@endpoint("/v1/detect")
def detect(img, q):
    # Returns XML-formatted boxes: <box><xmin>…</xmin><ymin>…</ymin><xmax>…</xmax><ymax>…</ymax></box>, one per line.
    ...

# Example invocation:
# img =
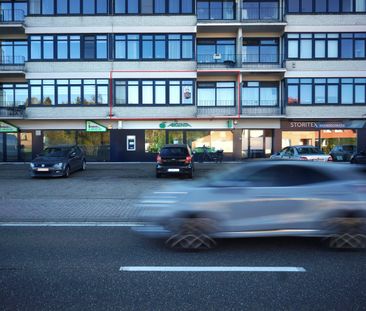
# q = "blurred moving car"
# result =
<box><xmin>30</xmin><ymin>145</ymin><xmax>86</xmax><ymax>178</ymax></box>
<box><xmin>351</xmin><ymin>150</ymin><xmax>366</xmax><ymax>164</ymax></box>
<box><xmin>136</xmin><ymin>161</ymin><xmax>366</xmax><ymax>250</ymax></box>
<box><xmin>329</xmin><ymin>144</ymin><xmax>357</xmax><ymax>162</ymax></box>
<box><xmin>156</xmin><ymin>144</ymin><xmax>194</xmax><ymax>178</ymax></box>
<box><xmin>270</xmin><ymin>145</ymin><xmax>332</xmax><ymax>162</ymax></box>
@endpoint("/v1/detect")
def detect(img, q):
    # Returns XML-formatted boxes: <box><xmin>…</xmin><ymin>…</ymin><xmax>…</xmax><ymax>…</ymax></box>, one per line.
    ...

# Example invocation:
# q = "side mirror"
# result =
<box><xmin>69</xmin><ymin>152</ymin><xmax>76</xmax><ymax>158</ymax></box>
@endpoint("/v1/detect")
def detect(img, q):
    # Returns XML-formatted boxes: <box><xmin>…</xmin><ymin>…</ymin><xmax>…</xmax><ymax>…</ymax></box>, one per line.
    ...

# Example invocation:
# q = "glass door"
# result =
<box><xmin>0</xmin><ymin>134</ymin><xmax>4</xmax><ymax>162</ymax></box>
<box><xmin>6</xmin><ymin>133</ymin><xmax>19</xmax><ymax>161</ymax></box>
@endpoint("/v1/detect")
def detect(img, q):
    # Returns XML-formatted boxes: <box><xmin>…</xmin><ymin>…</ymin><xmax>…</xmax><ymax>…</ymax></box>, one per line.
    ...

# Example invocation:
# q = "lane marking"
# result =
<box><xmin>119</xmin><ymin>266</ymin><xmax>306</xmax><ymax>272</ymax></box>
<box><xmin>0</xmin><ymin>222</ymin><xmax>144</xmax><ymax>227</ymax></box>
<box><xmin>153</xmin><ymin>192</ymin><xmax>188</xmax><ymax>194</ymax></box>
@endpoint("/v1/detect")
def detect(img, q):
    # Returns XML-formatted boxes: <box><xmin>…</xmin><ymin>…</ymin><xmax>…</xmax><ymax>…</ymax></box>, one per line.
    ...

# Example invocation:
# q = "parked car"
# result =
<box><xmin>156</xmin><ymin>144</ymin><xmax>194</xmax><ymax>178</ymax></box>
<box><xmin>136</xmin><ymin>161</ymin><xmax>366</xmax><ymax>250</ymax></box>
<box><xmin>329</xmin><ymin>144</ymin><xmax>357</xmax><ymax>162</ymax></box>
<box><xmin>350</xmin><ymin>150</ymin><xmax>366</xmax><ymax>164</ymax></box>
<box><xmin>30</xmin><ymin>145</ymin><xmax>86</xmax><ymax>178</ymax></box>
<box><xmin>270</xmin><ymin>145</ymin><xmax>332</xmax><ymax>162</ymax></box>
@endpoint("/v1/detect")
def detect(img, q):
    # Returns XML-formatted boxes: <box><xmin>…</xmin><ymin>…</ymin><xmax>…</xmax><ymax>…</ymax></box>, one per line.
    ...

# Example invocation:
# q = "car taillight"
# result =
<box><xmin>157</xmin><ymin>155</ymin><xmax>162</xmax><ymax>164</ymax></box>
<box><xmin>185</xmin><ymin>156</ymin><xmax>192</xmax><ymax>164</ymax></box>
<box><xmin>327</xmin><ymin>156</ymin><xmax>333</xmax><ymax>161</ymax></box>
<box><xmin>300</xmin><ymin>156</ymin><xmax>308</xmax><ymax>161</ymax></box>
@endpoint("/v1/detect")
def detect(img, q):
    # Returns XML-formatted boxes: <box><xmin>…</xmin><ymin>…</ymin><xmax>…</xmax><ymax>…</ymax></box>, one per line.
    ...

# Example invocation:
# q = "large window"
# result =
<box><xmin>286</xmin><ymin>78</ymin><xmax>366</xmax><ymax>105</ymax></box>
<box><xmin>286</xmin><ymin>0</ymin><xmax>366</xmax><ymax>13</ymax></box>
<box><xmin>114</xmin><ymin>79</ymin><xmax>194</xmax><ymax>105</ymax></box>
<box><xmin>0</xmin><ymin>40</ymin><xmax>28</xmax><ymax>64</ymax></box>
<box><xmin>114</xmin><ymin>34</ymin><xmax>194</xmax><ymax>60</ymax></box>
<box><xmin>287</xmin><ymin>33</ymin><xmax>366</xmax><ymax>60</ymax></box>
<box><xmin>197</xmin><ymin>39</ymin><xmax>235</xmax><ymax>63</ymax></box>
<box><xmin>242</xmin><ymin>38</ymin><xmax>279</xmax><ymax>63</ymax></box>
<box><xmin>29</xmin><ymin>0</ymin><xmax>109</xmax><ymax>15</ymax></box>
<box><xmin>0</xmin><ymin>1</ymin><xmax>27</xmax><ymax>21</ymax></box>
<box><xmin>29</xmin><ymin>79</ymin><xmax>109</xmax><ymax>106</ymax></box>
<box><xmin>114</xmin><ymin>0</ymin><xmax>194</xmax><ymax>14</ymax></box>
<box><xmin>197</xmin><ymin>0</ymin><xmax>235</xmax><ymax>20</ymax></box>
<box><xmin>242</xmin><ymin>82</ymin><xmax>278</xmax><ymax>106</ymax></box>
<box><xmin>0</xmin><ymin>84</ymin><xmax>28</xmax><ymax>107</ymax></box>
<box><xmin>197</xmin><ymin>82</ymin><xmax>235</xmax><ymax>107</ymax></box>
<box><xmin>242</xmin><ymin>0</ymin><xmax>279</xmax><ymax>20</ymax></box>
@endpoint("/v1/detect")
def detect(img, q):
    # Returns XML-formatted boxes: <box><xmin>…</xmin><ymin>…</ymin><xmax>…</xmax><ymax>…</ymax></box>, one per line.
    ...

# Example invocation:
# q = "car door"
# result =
<box><xmin>68</xmin><ymin>147</ymin><xmax>79</xmax><ymax>172</ymax></box>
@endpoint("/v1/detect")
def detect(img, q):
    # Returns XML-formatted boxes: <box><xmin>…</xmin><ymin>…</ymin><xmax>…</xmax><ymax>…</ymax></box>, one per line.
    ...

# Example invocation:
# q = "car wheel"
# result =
<box><xmin>165</xmin><ymin>217</ymin><xmax>217</xmax><ymax>250</ymax></box>
<box><xmin>324</xmin><ymin>214</ymin><xmax>366</xmax><ymax>250</ymax></box>
<box><xmin>156</xmin><ymin>172</ymin><xmax>162</xmax><ymax>178</ymax></box>
<box><xmin>81</xmin><ymin>160</ymin><xmax>86</xmax><ymax>171</ymax></box>
<box><xmin>64</xmin><ymin>166</ymin><xmax>70</xmax><ymax>178</ymax></box>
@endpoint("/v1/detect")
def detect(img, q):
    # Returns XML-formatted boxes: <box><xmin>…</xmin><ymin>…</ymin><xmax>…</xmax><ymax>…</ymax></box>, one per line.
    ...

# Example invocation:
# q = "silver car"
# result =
<box><xmin>270</xmin><ymin>145</ymin><xmax>332</xmax><ymax>162</ymax></box>
<box><xmin>135</xmin><ymin>161</ymin><xmax>366</xmax><ymax>250</ymax></box>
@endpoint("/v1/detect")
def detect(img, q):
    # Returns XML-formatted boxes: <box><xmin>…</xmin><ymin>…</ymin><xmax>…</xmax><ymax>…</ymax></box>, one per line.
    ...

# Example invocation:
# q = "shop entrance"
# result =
<box><xmin>0</xmin><ymin>132</ymin><xmax>33</xmax><ymax>162</ymax></box>
<box><xmin>242</xmin><ymin>129</ymin><xmax>273</xmax><ymax>158</ymax></box>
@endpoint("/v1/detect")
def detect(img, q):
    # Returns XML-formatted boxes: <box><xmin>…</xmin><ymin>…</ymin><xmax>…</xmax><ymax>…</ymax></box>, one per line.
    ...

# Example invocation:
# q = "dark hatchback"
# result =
<box><xmin>156</xmin><ymin>144</ymin><xmax>194</xmax><ymax>178</ymax></box>
<box><xmin>351</xmin><ymin>150</ymin><xmax>366</xmax><ymax>164</ymax></box>
<box><xmin>30</xmin><ymin>145</ymin><xmax>86</xmax><ymax>178</ymax></box>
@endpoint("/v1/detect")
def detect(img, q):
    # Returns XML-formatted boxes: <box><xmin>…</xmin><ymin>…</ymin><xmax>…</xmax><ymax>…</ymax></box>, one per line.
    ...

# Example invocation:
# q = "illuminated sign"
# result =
<box><xmin>85</xmin><ymin>121</ymin><xmax>107</xmax><ymax>132</ymax></box>
<box><xmin>159</xmin><ymin>122</ymin><xmax>192</xmax><ymax>129</ymax></box>
<box><xmin>0</xmin><ymin>121</ymin><xmax>18</xmax><ymax>133</ymax></box>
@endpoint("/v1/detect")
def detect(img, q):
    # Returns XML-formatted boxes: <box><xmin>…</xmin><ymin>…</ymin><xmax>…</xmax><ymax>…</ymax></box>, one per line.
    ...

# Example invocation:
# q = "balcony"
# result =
<box><xmin>0</xmin><ymin>56</ymin><xmax>26</xmax><ymax>76</ymax></box>
<box><xmin>241</xmin><ymin>4</ymin><xmax>282</xmax><ymax>22</ymax></box>
<box><xmin>241</xmin><ymin>100</ymin><xmax>284</xmax><ymax>116</ymax></box>
<box><xmin>0</xmin><ymin>102</ymin><xmax>26</xmax><ymax>118</ymax></box>
<box><xmin>0</xmin><ymin>9</ymin><xmax>25</xmax><ymax>34</ymax></box>
<box><xmin>196</xmin><ymin>99</ymin><xmax>237</xmax><ymax>117</ymax></box>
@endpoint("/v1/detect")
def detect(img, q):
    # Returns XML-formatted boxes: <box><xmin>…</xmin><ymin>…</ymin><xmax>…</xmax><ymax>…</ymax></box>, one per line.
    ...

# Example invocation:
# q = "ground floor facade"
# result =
<box><xmin>1</xmin><ymin>119</ymin><xmax>365</xmax><ymax>162</ymax></box>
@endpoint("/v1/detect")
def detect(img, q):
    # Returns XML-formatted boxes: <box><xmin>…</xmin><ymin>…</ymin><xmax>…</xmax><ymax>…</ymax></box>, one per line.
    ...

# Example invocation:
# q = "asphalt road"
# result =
<box><xmin>1</xmin><ymin>227</ymin><xmax>365</xmax><ymax>311</ymax></box>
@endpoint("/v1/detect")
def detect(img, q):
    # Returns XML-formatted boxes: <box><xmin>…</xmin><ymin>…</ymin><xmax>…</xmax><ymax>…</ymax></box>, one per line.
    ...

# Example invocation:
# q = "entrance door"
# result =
<box><xmin>0</xmin><ymin>134</ymin><xmax>4</xmax><ymax>161</ymax></box>
<box><xmin>6</xmin><ymin>133</ymin><xmax>18</xmax><ymax>161</ymax></box>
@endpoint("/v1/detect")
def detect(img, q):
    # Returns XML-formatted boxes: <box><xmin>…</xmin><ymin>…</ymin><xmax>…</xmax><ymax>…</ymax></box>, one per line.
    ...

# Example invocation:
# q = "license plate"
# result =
<box><xmin>37</xmin><ymin>168</ymin><xmax>49</xmax><ymax>172</ymax></box>
<box><xmin>168</xmin><ymin>168</ymin><xmax>180</xmax><ymax>172</ymax></box>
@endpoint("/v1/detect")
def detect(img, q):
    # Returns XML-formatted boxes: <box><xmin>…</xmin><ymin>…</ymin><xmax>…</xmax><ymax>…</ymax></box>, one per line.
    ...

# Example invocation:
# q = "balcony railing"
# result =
<box><xmin>197</xmin><ymin>100</ymin><xmax>236</xmax><ymax>107</ymax></box>
<box><xmin>241</xmin><ymin>5</ymin><xmax>282</xmax><ymax>21</ymax></box>
<box><xmin>0</xmin><ymin>56</ymin><xmax>26</xmax><ymax>72</ymax></box>
<box><xmin>241</xmin><ymin>106</ymin><xmax>283</xmax><ymax>116</ymax></box>
<box><xmin>0</xmin><ymin>9</ymin><xmax>25</xmax><ymax>23</ymax></box>
<box><xmin>197</xmin><ymin>7</ymin><xmax>236</xmax><ymax>21</ymax></box>
<box><xmin>0</xmin><ymin>102</ymin><xmax>26</xmax><ymax>117</ymax></box>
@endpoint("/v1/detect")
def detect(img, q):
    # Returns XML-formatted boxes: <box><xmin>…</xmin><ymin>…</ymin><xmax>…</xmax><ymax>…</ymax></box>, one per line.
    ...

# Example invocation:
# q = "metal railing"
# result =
<box><xmin>1</xmin><ymin>56</ymin><xmax>26</xmax><ymax>65</ymax></box>
<box><xmin>197</xmin><ymin>7</ymin><xmax>236</xmax><ymax>21</ymax></box>
<box><xmin>197</xmin><ymin>100</ymin><xmax>236</xmax><ymax>107</ymax></box>
<box><xmin>197</xmin><ymin>54</ymin><xmax>236</xmax><ymax>64</ymax></box>
<box><xmin>241</xmin><ymin>4</ymin><xmax>282</xmax><ymax>21</ymax></box>
<box><xmin>242</xmin><ymin>53</ymin><xmax>279</xmax><ymax>63</ymax></box>
<box><xmin>241</xmin><ymin>106</ymin><xmax>283</xmax><ymax>116</ymax></box>
<box><xmin>0</xmin><ymin>9</ymin><xmax>25</xmax><ymax>23</ymax></box>
<box><xmin>196</xmin><ymin>106</ymin><xmax>238</xmax><ymax>117</ymax></box>
<box><xmin>0</xmin><ymin>101</ymin><xmax>26</xmax><ymax>117</ymax></box>
<box><xmin>242</xmin><ymin>100</ymin><xmax>278</xmax><ymax>107</ymax></box>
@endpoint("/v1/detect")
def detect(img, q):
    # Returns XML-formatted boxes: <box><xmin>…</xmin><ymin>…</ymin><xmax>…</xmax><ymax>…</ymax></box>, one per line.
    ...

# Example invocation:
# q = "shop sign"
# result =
<box><xmin>85</xmin><ymin>120</ymin><xmax>107</xmax><ymax>132</ymax></box>
<box><xmin>0</xmin><ymin>121</ymin><xmax>18</xmax><ymax>133</ymax></box>
<box><xmin>159</xmin><ymin>122</ymin><xmax>192</xmax><ymax>129</ymax></box>
<box><xmin>289</xmin><ymin>120</ymin><xmax>366</xmax><ymax>129</ymax></box>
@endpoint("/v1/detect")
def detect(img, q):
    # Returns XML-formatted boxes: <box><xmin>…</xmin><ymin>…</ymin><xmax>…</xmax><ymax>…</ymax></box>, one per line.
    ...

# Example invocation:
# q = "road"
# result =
<box><xmin>1</xmin><ymin>227</ymin><xmax>365</xmax><ymax>311</ymax></box>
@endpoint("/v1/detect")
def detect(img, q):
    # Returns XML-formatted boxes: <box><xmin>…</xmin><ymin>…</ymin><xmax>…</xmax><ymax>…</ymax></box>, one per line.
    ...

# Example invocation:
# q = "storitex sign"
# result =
<box><xmin>0</xmin><ymin>121</ymin><xmax>18</xmax><ymax>133</ymax></box>
<box><xmin>85</xmin><ymin>120</ymin><xmax>107</xmax><ymax>132</ymax></box>
<box><xmin>285</xmin><ymin>120</ymin><xmax>366</xmax><ymax>130</ymax></box>
<box><xmin>159</xmin><ymin>122</ymin><xmax>192</xmax><ymax>129</ymax></box>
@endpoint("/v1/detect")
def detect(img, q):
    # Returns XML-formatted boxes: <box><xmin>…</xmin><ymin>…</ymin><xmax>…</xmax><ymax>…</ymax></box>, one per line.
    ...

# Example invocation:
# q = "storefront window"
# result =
<box><xmin>43</xmin><ymin>131</ymin><xmax>77</xmax><ymax>147</ymax></box>
<box><xmin>77</xmin><ymin>132</ymin><xmax>110</xmax><ymax>161</ymax></box>
<box><xmin>168</xmin><ymin>131</ymin><xmax>184</xmax><ymax>144</ymax></box>
<box><xmin>282</xmin><ymin>131</ymin><xmax>319</xmax><ymax>148</ymax></box>
<box><xmin>320</xmin><ymin>129</ymin><xmax>357</xmax><ymax>154</ymax></box>
<box><xmin>20</xmin><ymin>133</ymin><xmax>33</xmax><ymax>162</ymax></box>
<box><xmin>186</xmin><ymin>131</ymin><xmax>211</xmax><ymax>149</ymax></box>
<box><xmin>145</xmin><ymin>130</ymin><xmax>166</xmax><ymax>153</ymax></box>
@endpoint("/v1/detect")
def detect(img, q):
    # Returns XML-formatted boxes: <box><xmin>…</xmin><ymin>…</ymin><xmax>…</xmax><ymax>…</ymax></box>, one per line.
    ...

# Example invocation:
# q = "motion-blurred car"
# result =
<box><xmin>156</xmin><ymin>144</ymin><xmax>194</xmax><ymax>178</ymax></box>
<box><xmin>135</xmin><ymin>161</ymin><xmax>366</xmax><ymax>250</ymax></box>
<box><xmin>351</xmin><ymin>150</ymin><xmax>366</xmax><ymax>164</ymax></box>
<box><xmin>30</xmin><ymin>145</ymin><xmax>86</xmax><ymax>178</ymax></box>
<box><xmin>270</xmin><ymin>145</ymin><xmax>332</xmax><ymax>162</ymax></box>
<box><xmin>329</xmin><ymin>144</ymin><xmax>356</xmax><ymax>162</ymax></box>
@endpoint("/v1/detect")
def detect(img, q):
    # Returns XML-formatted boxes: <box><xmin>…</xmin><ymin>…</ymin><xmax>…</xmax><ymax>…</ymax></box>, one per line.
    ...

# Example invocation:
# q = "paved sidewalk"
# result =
<box><xmin>0</xmin><ymin>162</ymin><xmax>232</xmax><ymax>223</ymax></box>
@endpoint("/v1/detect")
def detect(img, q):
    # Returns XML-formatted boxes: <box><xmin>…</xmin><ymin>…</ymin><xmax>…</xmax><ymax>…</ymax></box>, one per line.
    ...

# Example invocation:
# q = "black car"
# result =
<box><xmin>156</xmin><ymin>144</ymin><xmax>194</xmax><ymax>178</ymax></box>
<box><xmin>329</xmin><ymin>144</ymin><xmax>357</xmax><ymax>161</ymax></box>
<box><xmin>350</xmin><ymin>150</ymin><xmax>366</xmax><ymax>164</ymax></box>
<box><xmin>30</xmin><ymin>145</ymin><xmax>86</xmax><ymax>178</ymax></box>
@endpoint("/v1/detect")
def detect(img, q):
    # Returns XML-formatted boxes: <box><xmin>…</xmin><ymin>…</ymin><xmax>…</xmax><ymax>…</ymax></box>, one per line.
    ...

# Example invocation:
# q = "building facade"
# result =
<box><xmin>0</xmin><ymin>0</ymin><xmax>365</xmax><ymax>162</ymax></box>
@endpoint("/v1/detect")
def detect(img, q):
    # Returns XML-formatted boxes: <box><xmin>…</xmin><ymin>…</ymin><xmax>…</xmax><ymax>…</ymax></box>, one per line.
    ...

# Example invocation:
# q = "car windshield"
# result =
<box><xmin>297</xmin><ymin>147</ymin><xmax>323</xmax><ymax>155</ymax></box>
<box><xmin>160</xmin><ymin>147</ymin><xmax>188</xmax><ymax>157</ymax></box>
<box><xmin>41</xmin><ymin>147</ymin><xmax>69</xmax><ymax>157</ymax></box>
<box><xmin>343</xmin><ymin>145</ymin><xmax>355</xmax><ymax>152</ymax></box>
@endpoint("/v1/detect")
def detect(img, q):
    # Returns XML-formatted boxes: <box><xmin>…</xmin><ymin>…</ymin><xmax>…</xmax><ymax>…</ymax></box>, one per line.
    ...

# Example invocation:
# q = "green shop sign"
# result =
<box><xmin>159</xmin><ymin>122</ymin><xmax>192</xmax><ymax>129</ymax></box>
<box><xmin>0</xmin><ymin>121</ymin><xmax>18</xmax><ymax>133</ymax></box>
<box><xmin>85</xmin><ymin>120</ymin><xmax>107</xmax><ymax>132</ymax></box>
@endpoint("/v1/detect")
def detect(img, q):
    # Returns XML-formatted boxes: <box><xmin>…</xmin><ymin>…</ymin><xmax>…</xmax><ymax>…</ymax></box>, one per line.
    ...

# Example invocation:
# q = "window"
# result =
<box><xmin>197</xmin><ymin>0</ymin><xmax>235</xmax><ymax>20</ymax></box>
<box><xmin>0</xmin><ymin>84</ymin><xmax>28</xmax><ymax>107</ymax></box>
<box><xmin>113</xmin><ymin>0</ymin><xmax>193</xmax><ymax>14</ymax></box>
<box><xmin>114</xmin><ymin>79</ymin><xmax>194</xmax><ymax>105</ymax></box>
<box><xmin>57</xmin><ymin>0</ymin><xmax>68</xmax><ymax>14</ymax></box>
<box><xmin>287</xmin><ymin>33</ymin><xmax>366</xmax><ymax>60</ymax></box>
<box><xmin>0</xmin><ymin>41</ymin><xmax>28</xmax><ymax>64</ymax></box>
<box><xmin>145</xmin><ymin>130</ymin><xmax>166</xmax><ymax>153</ymax></box>
<box><xmin>242</xmin><ymin>0</ymin><xmax>279</xmax><ymax>20</ymax></box>
<box><xmin>242</xmin><ymin>82</ymin><xmax>278</xmax><ymax>106</ymax></box>
<box><xmin>242</xmin><ymin>38</ymin><xmax>279</xmax><ymax>63</ymax></box>
<box><xmin>197</xmin><ymin>39</ymin><xmax>235</xmax><ymax>63</ymax></box>
<box><xmin>197</xmin><ymin>82</ymin><xmax>235</xmax><ymax>107</ymax></box>
<box><xmin>286</xmin><ymin>0</ymin><xmax>366</xmax><ymax>13</ymax></box>
<box><xmin>287</xmin><ymin>78</ymin><xmax>366</xmax><ymax>105</ymax></box>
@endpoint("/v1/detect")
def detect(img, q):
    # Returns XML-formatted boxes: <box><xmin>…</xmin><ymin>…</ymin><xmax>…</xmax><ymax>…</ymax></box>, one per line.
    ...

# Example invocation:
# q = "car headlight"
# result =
<box><xmin>53</xmin><ymin>162</ymin><xmax>64</xmax><ymax>169</ymax></box>
<box><xmin>30</xmin><ymin>163</ymin><xmax>35</xmax><ymax>169</ymax></box>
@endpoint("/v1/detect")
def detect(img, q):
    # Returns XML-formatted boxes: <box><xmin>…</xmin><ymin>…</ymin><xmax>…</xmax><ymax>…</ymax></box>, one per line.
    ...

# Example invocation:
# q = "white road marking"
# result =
<box><xmin>119</xmin><ymin>266</ymin><xmax>306</xmax><ymax>272</ymax></box>
<box><xmin>140</xmin><ymin>200</ymin><xmax>176</xmax><ymax>204</ymax></box>
<box><xmin>153</xmin><ymin>192</ymin><xmax>187</xmax><ymax>194</ymax></box>
<box><xmin>0</xmin><ymin>222</ymin><xmax>144</xmax><ymax>227</ymax></box>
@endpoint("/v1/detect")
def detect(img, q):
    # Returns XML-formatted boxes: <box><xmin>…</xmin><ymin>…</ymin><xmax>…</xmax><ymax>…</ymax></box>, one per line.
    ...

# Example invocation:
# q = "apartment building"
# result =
<box><xmin>0</xmin><ymin>0</ymin><xmax>365</xmax><ymax>162</ymax></box>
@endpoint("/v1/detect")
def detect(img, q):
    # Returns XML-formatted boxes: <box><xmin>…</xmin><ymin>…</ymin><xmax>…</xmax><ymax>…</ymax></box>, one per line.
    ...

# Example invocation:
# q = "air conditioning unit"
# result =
<box><xmin>213</xmin><ymin>53</ymin><xmax>222</xmax><ymax>60</ymax></box>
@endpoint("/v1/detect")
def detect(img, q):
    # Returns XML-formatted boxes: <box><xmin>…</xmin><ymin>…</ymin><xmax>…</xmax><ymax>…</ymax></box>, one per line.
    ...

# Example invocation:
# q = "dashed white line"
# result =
<box><xmin>0</xmin><ymin>222</ymin><xmax>144</xmax><ymax>227</ymax></box>
<box><xmin>119</xmin><ymin>266</ymin><xmax>306</xmax><ymax>272</ymax></box>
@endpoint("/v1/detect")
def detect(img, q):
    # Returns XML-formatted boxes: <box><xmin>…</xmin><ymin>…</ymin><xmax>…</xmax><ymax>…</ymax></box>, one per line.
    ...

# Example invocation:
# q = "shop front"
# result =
<box><xmin>279</xmin><ymin>120</ymin><xmax>366</xmax><ymax>154</ymax></box>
